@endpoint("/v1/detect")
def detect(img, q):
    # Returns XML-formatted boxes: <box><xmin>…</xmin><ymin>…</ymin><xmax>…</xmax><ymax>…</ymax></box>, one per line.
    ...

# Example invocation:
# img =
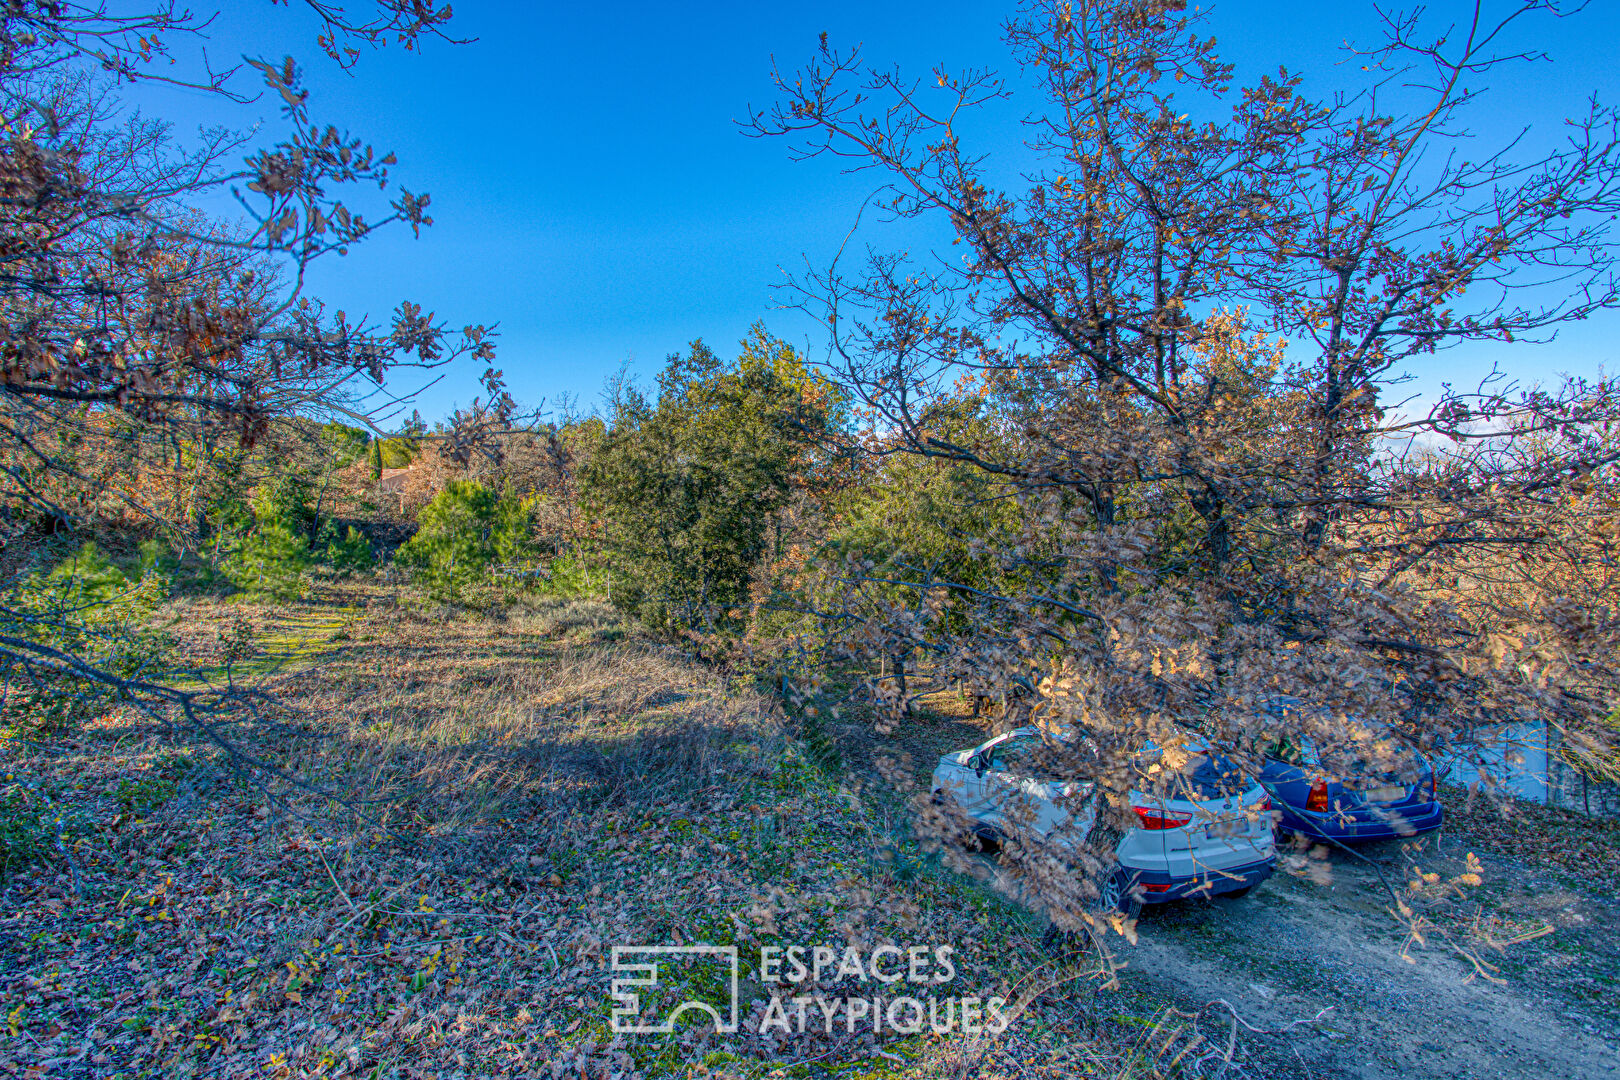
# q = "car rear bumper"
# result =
<box><xmin>1120</xmin><ymin>855</ymin><xmax>1276</xmax><ymax>904</ymax></box>
<box><xmin>1277</xmin><ymin>799</ymin><xmax>1443</xmax><ymax>842</ymax></box>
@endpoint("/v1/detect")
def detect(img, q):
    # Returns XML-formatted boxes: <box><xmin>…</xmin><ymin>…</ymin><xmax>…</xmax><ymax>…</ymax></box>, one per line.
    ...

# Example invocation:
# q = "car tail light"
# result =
<box><xmin>1133</xmin><ymin>806</ymin><xmax>1194</xmax><ymax>830</ymax></box>
<box><xmin>1306</xmin><ymin>779</ymin><xmax>1331</xmax><ymax>813</ymax></box>
<box><xmin>1142</xmin><ymin>882</ymin><xmax>1172</xmax><ymax>893</ymax></box>
<box><xmin>1254</xmin><ymin>795</ymin><xmax>1272</xmax><ymax>813</ymax></box>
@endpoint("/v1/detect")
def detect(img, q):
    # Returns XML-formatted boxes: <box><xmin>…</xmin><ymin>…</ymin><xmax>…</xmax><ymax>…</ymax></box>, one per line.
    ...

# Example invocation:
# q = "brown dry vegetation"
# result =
<box><xmin>2</xmin><ymin>588</ymin><xmax>1248</xmax><ymax>1079</ymax></box>
<box><xmin>3</xmin><ymin>586</ymin><xmax>1616</xmax><ymax>1079</ymax></box>
<box><xmin>6</xmin><ymin>3</ymin><xmax>1620</xmax><ymax>1076</ymax></box>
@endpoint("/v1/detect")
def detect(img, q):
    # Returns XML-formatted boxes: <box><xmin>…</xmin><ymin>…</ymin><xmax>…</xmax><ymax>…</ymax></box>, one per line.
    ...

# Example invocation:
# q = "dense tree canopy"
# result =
<box><xmin>751</xmin><ymin>0</ymin><xmax>1620</xmax><ymax>933</ymax></box>
<box><xmin>581</xmin><ymin>327</ymin><xmax>841</xmax><ymax>631</ymax></box>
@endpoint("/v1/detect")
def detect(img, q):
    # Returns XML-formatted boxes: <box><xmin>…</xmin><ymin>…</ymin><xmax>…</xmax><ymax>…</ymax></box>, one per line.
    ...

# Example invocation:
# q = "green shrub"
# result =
<box><xmin>256</xmin><ymin>475</ymin><xmax>316</xmax><ymax>539</ymax></box>
<box><xmin>114</xmin><ymin>774</ymin><xmax>178</xmax><ymax>817</ymax></box>
<box><xmin>0</xmin><ymin>787</ymin><xmax>43</xmax><ymax>875</ymax></box>
<box><xmin>221</xmin><ymin>520</ymin><xmax>309</xmax><ymax>600</ymax></box>
<box><xmin>375</xmin><ymin>436</ymin><xmax>417</xmax><ymax>470</ymax></box>
<box><xmin>212</xmin><ymin>479</ymin><xmax>318</xmax><ymax>599</ymax></box>
<box><xmin>578</xmin><ymin>330</ymin><xmax>838</xmax><ymax>631</ymax></box>
<box><xmin>137</xmin><ymin>538</ymin><xmax>180</xmax><ymax>577</ymax></box>
<box><xmin>396</xmin><ymin>481</ymin><xmax>534</xmax><ymax>600</ymax></box>
<box><xmin>536</xmin><ymin>551</ymin><xmax>601</xmax><ymax>598</ymax></box>
<box><xmin>23</xmin><ymin>542</ymin><xmax>170</xmax><ymax>628</ymax></box>
<box><xmin>38</xmin><ymin>542</ymin><xmax>131</xmax><ymax>606</ymax></box>
<box><xmin>324</xmin><ymin>524</ymin><xmax>376</xmax><ymax>574</ymax></box>
<box><xmin>208</xmin><ymin>493</ymin><xmax>255</xmax><ymax>536</ymax></box>
<box><xmin>5</xmin><ymin>544</ymin><xmax>175</xmax><ymax>730</ymax></box>
<box><xmin>320</xmin><ymin>422</ymin><xmax>371</xmax><ymax>466</ymax></box>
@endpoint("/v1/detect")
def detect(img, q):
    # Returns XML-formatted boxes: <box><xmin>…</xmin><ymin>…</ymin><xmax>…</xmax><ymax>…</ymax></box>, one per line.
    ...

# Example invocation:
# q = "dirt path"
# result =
<box><xmin>850</xmin><ymin>698</ymin><xmax>1620</xmax><ymax>1079</ymax></box>
<box><xmin>1118</xmin><ymin>848</ymin><xmax>1620</xmax><ymax>1079</ymax></box>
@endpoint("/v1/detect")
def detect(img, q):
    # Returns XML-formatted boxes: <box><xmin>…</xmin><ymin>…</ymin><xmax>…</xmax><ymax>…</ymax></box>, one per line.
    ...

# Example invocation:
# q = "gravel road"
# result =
<box><xmin>874</xmin><ymin>702</ymin><xmax>1620</xmax><ymax>1079</ymax></box>
<box><xmin>1115</xmin><ymin>835</ymin><xmax>1620</xmax><ymax>1079</ymax></box>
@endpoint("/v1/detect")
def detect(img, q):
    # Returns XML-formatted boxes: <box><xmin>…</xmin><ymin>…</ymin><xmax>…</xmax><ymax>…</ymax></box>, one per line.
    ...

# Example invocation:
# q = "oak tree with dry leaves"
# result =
<box><xmin>751</xmin><ymin>0</ymin><xmax>1620</xmax><ymax>941</ymax></box>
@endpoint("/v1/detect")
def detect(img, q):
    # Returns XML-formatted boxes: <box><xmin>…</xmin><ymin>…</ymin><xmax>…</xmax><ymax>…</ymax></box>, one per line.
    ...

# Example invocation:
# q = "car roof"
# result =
<box><xmin>977</xmin><ymin>726</ymin><xmax>1209</xmax><ymax>754</ymax></box>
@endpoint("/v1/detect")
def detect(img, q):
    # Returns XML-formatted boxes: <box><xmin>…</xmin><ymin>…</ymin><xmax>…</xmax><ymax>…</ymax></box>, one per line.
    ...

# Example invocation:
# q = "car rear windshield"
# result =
<box><xmin>1137</xmin><ymin>746</ymin><xmax>1250</xmax><ymax>801</ymax></box>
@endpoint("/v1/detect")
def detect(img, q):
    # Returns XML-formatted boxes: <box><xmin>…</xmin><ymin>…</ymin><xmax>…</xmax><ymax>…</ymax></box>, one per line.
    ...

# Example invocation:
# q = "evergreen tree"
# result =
<box><xmin>396</xmin><ymin>481</ymin><xmax>533</xmax><ymax>600</ymax></box>
<box><xmin>579</xmin><ymin>326</ymin><xmax>839</xmax><ymax>631</ymax></box>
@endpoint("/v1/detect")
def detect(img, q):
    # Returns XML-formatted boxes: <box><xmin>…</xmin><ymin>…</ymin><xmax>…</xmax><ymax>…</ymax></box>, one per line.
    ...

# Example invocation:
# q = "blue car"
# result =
<box><xmin>1258</xmin><ymin>733</ymin><xmax>1443</xmax><ymax>844</ymax></box>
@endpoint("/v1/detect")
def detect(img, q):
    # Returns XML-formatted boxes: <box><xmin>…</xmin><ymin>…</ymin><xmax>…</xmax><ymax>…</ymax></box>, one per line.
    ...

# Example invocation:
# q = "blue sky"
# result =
<box><xmin>140</xmin><ymin>1</ymin><xmax>1620</xmax><ymax>424</ymax></box>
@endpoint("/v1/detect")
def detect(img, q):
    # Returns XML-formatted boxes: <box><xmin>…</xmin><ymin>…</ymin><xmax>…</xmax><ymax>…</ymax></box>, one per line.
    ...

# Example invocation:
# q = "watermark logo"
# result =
<box><xmin>609</xmin><ymin>945</ymin><xmax>740</xmax><ymax>1034</ymax></box>
<box><xmin>608</xmin><ymin>943</ymin><xmax>1008</xmax><ymax>1037</ymax></box>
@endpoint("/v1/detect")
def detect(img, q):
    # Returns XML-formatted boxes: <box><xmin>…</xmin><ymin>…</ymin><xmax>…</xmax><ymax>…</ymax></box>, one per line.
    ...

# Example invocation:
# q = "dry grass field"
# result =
<box><xmin>0</xmin><ymin>588</ymin><xmax>1172</xmax><ymax>1079</ymax></box>
<box><xmin>2</xmin><ymin>584</ymin><xmax>1616</xmax><ymax>1079</ymax></box>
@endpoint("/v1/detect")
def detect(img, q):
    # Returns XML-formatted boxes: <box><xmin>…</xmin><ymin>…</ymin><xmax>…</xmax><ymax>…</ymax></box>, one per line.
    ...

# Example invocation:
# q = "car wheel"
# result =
<box><xmin>1099</xmin><ymin>870</ymin><xmax>1144</xmax><ymax>917</ymax></box>
<box><xmin>970</xmin><ymin>825</ymin><xmax>1002</xmax><ymax>853</ymax></box>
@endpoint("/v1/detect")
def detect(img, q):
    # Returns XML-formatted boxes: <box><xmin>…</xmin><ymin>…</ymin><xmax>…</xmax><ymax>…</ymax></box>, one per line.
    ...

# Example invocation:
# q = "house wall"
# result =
<box><xmin>1547</xmin><ymin>744</ymin><xmax>1620</xmax><ymax>817</ymax></box>
<box><xmin>1439</xmin><ymin>718</ymin><xmax>1620</xmax><ymax>816</ymax></box>
<box><xmin>1438</xmin><ymin>720</ymin><xmax>1552</xmax><ymax>803</ymax></box>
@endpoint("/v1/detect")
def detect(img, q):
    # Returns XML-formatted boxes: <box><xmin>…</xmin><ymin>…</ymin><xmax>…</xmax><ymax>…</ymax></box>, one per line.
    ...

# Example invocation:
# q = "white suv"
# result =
<box><xmin>930</xmin><ymin>727</ymin><xmax>1276</xmax><ymax>912</ymax></box>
